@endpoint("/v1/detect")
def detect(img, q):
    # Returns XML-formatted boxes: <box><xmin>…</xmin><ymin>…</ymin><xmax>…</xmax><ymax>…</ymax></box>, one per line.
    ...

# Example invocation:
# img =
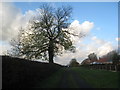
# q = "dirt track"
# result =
<box><xmin>35</xmin><ymin>67</ymin><xmax>92</xmax><ymax>88</ymax></box>
<box><xmin>57</xmin><ymin>68</ymin><xmax>92</xmax><ymax>88</ymax></box>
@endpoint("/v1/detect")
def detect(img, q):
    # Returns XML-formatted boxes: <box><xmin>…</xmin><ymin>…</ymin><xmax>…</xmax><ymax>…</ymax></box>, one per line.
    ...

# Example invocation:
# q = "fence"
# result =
<box><xmin>81</xmin><ymin>64</ymin><xmax>120</xmax><ymax>72</ymax></box>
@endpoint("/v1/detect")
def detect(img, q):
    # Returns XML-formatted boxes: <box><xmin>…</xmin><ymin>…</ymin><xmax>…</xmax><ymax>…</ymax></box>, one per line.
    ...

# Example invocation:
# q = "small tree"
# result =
<box><xmin>9</xmin><ymin>4</ymin><xmax>85</xmax><ymax>63</ymax></box>
<box><xmin>69</xmin><ymin>58</ymin><xmax>79</xmax><ymax>67</ymax></box>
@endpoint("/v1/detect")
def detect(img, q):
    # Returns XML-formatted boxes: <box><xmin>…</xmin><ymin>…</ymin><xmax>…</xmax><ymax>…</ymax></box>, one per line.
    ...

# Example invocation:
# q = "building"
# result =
<box><xmin>81</xmin><ymin>57</ymin><xmax>112</xmax><ymax>65</ymax></box>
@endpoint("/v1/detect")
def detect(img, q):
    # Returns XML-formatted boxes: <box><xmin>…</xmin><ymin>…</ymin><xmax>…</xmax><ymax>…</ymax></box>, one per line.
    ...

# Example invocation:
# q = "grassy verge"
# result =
<box><xmin>35</xmin><ymin>68</ymin><xmax>64</xmax><ymax>88</ymax></box>
<box><xmin>2</xmin><ymin>56</ymin><xmax>62</xmax><ymax>88</ymax></box>
<box><xmin>71</xmin><ymin>67</ymin><xmax>120</xmax><ymax>88</ymax></box>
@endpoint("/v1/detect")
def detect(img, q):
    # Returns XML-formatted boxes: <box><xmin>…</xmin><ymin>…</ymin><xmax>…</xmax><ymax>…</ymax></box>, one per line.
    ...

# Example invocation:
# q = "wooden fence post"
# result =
<box><xmin>110</xmin><ymin>65</ymin><xmax>111</xmax><ymax>71</ymax></box>
<box><xmin>115</xmin><ymin>65</ymin><xmax>117</xmax><ymax>71</ymax></box>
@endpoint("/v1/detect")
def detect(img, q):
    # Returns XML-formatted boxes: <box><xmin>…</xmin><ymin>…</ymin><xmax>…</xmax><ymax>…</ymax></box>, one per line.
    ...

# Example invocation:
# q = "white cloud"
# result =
<box><xmin>81</xmin><ymin>21</ymin><xmax>94</xmax><ymax>33</ymax></box>
<box><xmin>57</xmin><ymin>21</ymin><xmax>115</xmax><ymax>65</ymax></box>
<box><xmin>91</xmin><ymin>36</ymin><xmax>105</xmax><ymax>45</ymax></box>
<box><xmin>60</xmin><ymin>38</ymin><xmax>114</xmax><ymax>65</ymax></box>
<box><xmin>58</xmin><ymin>36</ymin><xmax>115</xmax><ymax>65</ymax></box>
<box><xmin>97</xmin><ymin>42</ymin><xmax>113</xmax><ymax>56</ymax></box>
<box><xmin>55</xmin><ymin>49</ymin><xmax>88</xmax><ymax>65</ymax></box>
<box><xmin>0</xmin><ymin>42</ymin><xmax>11</xmax><ymax>55</ymax></box>
<box><xmin>0</xmin><ymin>2</ymin><xmax>42</xmax><ymax>55</ymax></box>
<box><xmin>0</xmin><ymin>3</ymin><xmax>23</xmax><ymax>55</ymax></box>
<box><xmin>115</xmin><ymin>37</ymin><xmax>120</xmax><ymax>41</ymax></box>
<box><xmin>0</xmin><ymin>2</ymin><xmax>41</xmax><ymax>42</ymax></box>
<box><xmin>88</xmin><ymin>36</ymin><xmax>114</xmax><ymax>57</ymax></box>
<box><xmin>68</xmin><ymin>21</ymin><xmax>115</xmax><ymax>61</ymax></box>
<box><xmin>68</xmin><ymin>20</ymin><xmax>94</xmax><ymax>35</ymax></box>
<box><xmin>64</xmin><ymin>20</ymin><xmax>94</xmax><ymax>45</ymax></box>
<box><xmin>0</xmin><ymin>3</ymin><xmax>22</xmax><ymax>41</ymax></box>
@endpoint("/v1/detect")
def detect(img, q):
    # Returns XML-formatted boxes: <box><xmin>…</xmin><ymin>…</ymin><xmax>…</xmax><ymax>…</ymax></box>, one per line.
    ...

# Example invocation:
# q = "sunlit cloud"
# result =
<box><xmin>91</xmin><ymin>36</ymin><xmax>105</xmax><ymax>45</ymax></box>
<box><xmin>0</xmin><ymin>42</ymin><xmax>11</xmax><ymax>55</ymax></box>
<box><xmin>64</xmin><ymin>20</ymin><xmax>94</xmax><ymax>45</ymax></box>
<box><xmin>90</xmin><ymin>36</ymin><xmax>114</xmax><ymax>56</ymax></box>
<box><xmin>115</xmin><ymin>37</ymin><xmax>120</xmax><ymax>41</ymax></box>
<box><xmin>56</xmin><ymin>36</ymin><xmax>115</xmax><ymax>65</ymax></box>
<box><xmin>0</xmin><ymin>3</ymin><xmax>21</xmax><ymax>41</ymax></box>
<box><xmin>68</xmin><ymin>20</ymin><xmax>94</xmax><ymax>35</ymax></box>
<box><xmin>0</xmin><ymin>2</ymin><xmax>41</xmax><ymax>42</ymax></box>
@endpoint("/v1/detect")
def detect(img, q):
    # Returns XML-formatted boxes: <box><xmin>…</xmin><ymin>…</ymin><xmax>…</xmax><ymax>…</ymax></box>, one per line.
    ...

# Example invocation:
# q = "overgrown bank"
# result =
<box><xmin>2</xmin><ymin>56</ymin><xmax>62</xmax><ymax>88</ymax></box>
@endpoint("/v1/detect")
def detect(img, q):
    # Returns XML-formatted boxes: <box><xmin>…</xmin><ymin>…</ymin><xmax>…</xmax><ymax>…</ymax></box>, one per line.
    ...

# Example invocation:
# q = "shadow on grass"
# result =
<box><xmin>2</xmin><ymin>55</ymin><xmax>63</xmax><ymax>88</ymax></box>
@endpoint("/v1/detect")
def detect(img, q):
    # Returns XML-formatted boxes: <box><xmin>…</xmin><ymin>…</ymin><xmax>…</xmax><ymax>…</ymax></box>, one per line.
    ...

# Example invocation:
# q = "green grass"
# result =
<box><xmin>67</xmin><ymin>72</ymin><xmax>79</xmax><ymax>88</ymax></box>
<box><xmin>34</xmin><ymin>67</ymin><xmax>120</xmax><ymax>88</ymax></box>
<box><xmin>36</xmin><ymin>68</ymin><xmax>80</xmax><ymax>88</ymax></box>
<box><xmin>71</xmin><ymin>67</ymin><xmax>120</xmax><ymax>88</ymax></box>
<box><xmin>36</xmin><ymin>68</ymin><xmax>64</xmax><ymax>88</ymax></box>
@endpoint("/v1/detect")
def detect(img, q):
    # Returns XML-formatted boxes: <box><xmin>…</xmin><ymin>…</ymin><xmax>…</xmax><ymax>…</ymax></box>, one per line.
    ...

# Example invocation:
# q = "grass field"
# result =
<box><xmin>72</xmin><ymin>67</ymin><xmax>120</xmax><ymax>88</ymax></box>
<box><xmin>2</xmin><ymin>55</ymin><xmax>120</xmax><ymax>88</ymax></box>
<box><xmin>36</xmin><ymin>67</ymin><xmax>120</xmax><ymax>88</ymax></box>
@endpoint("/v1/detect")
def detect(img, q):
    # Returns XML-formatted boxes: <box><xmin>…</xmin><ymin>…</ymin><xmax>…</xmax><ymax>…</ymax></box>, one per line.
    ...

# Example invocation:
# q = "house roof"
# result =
<box><xmin>81</xmin><ymin>57</ymin><xmax>113</xmax><ymax>65</ymax></box>
<box><xmin>97</xmin><ymin>58</ymin><xmax>108</xmax><ymax>63</ymax></box>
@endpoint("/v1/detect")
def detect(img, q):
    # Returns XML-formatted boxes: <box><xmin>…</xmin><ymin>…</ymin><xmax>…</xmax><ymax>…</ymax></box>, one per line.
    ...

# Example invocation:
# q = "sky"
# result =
<box><xmin>0</xmin><ymin>2</ymin><xmax>119</xmax><ymax>65</ymax></box>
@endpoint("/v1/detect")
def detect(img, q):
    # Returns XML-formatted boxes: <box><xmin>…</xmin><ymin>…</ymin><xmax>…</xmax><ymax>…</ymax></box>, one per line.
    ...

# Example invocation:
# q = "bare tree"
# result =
<box><xmin>10</xmin><ymin>4</ymin><xmax>84</xmax><ymax>63</ymax></box>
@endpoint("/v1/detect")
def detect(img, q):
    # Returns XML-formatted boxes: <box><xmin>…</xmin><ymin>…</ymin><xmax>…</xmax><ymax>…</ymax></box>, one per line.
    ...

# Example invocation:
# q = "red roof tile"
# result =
<box><xmin>97</xmin><ymin>58</ymin><xmax>108</xmax><ymax>63</ymax></box>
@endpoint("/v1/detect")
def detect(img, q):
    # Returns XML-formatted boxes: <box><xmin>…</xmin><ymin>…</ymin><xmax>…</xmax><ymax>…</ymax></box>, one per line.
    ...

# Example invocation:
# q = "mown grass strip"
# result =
<box><xmin>71</xmin><ymin>67</ymin><xmax>120</xmax><ymax>88</ymax></box>
<box><xmin>67</xmin><ymin>73</ymin><xmax>79</xmax><ymax>88</ymax></box>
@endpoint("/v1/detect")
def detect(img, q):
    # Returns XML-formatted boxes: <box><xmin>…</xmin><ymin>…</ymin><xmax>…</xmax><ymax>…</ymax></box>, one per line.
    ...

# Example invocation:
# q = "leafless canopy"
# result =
<box><xmin>10</xmin><ymin>4</ymin><xmax>83</xmax><ymax>63</ymax></box>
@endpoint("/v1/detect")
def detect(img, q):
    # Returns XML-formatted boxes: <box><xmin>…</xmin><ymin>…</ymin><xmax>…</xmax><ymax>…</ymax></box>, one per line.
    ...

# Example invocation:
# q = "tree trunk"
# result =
<box><xmin>48</xmin><ymin>39</ymin><xmax>54</xmax><ymax>63</ymax></box>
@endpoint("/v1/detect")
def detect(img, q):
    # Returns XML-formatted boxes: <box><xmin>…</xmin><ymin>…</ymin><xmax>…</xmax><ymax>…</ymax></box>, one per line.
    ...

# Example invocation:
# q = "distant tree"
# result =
<box><xmin>112</xmin><ymin>51</ymin><xmax>119</xmax><ymax>65</ymax></box>
<box><xmin>101</xmin><ymin>50</ymin><xmax>120</xmax><ymax>64</ymax></box>
<box><xmin>69</xmin><ymin>58</ymin><xmax>79</xmax><ymax>67</ymax></box>
<box><xmin>9</xmin><ymin>4</ymin><xmax>85</xmax><ymax>63</ymax></box>
<box><xmin>102</xmin><ymin>50</ymin><xmax>116</xmax><ymax>60</ymax></box>
<box><xmin>81</xmin><ymin>58</ymin><xmax>91</xmax><ymax>65</ymax></box>
<box><xmin>88</xmin><ymin>53</ymin><xmax>98</xmax><ymax>62</ymax></box>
